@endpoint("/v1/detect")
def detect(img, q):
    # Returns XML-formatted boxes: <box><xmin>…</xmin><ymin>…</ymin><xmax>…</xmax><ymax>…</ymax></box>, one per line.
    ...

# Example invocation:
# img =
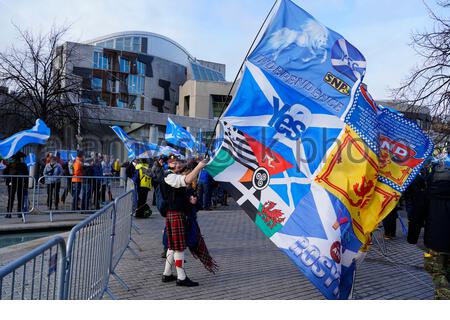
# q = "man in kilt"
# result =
<box><xmin>162</xmin><ymin>156</ymin><xmax>208</xmax><ymax>287</ymax></box>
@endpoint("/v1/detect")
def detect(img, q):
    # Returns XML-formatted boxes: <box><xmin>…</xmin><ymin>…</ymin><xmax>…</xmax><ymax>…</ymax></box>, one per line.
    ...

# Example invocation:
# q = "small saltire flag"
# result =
<box><xmin>25</xmin><ymin>153</ymin><xmax>36</xmax><ymax>167</ymax></box>
<box><xmin>0</xmin><ymin>119</ymin><xmax>50</xmax><ymax>159</ymax></box>
<box><xmin>58</xmin><ymin>150</ymin><xmax>77</xmax><ymax>162</ymax></box>
<box><xmin>165</xmin><ymin>117</ymin><xmax>197</xmax><ymax>152</ymax></box>
<box><xmin>111</xmin><ymin>126</ymin><xmax>158</xmax><ymax>159</ymax></box>
<box><xmin>206</xmin><ymin>0</ymin><xmax>433</xmax><ymax>300</ymax></box>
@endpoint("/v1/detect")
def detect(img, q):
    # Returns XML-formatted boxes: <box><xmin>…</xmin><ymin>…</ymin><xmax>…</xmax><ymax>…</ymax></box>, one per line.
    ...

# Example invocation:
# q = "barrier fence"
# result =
<box><xmin>0</xmin><ymin>236</ymin><xmax>66</xmax><ymax>300</ymax></box>
<box><xmin>0</xmin><ymin>174</ymin><xmax>128</xmax><ymax>222</ymax></box>
<box><xmin>0</xmin><ymin>189</ymin><xmax>135</xmax><ymax>300</ymax></box>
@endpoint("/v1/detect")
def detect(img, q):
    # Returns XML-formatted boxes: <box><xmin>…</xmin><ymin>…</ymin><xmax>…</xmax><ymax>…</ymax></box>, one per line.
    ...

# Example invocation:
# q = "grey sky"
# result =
<box><xmin>0</xmin><ymin>0</ymin><xmax>443</xmax><ymax>99</ymax></box>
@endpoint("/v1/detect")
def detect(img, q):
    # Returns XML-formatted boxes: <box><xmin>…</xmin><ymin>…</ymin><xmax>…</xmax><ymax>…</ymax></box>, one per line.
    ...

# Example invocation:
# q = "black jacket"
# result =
<box><xmin>405</xmin><ymin>172</ymin><xmax>429</xmax><ymax>244</ymax></box>
<box><xmin>424</xmin><ymin>166</ymin><xmax>450</xmax><ymax>252</ymax></box>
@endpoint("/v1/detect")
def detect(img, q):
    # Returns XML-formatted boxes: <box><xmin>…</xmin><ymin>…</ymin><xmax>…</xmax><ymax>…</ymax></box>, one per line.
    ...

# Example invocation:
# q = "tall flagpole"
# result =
<box><xmin>205</xmin><ymin>0</ymin><xmax>280</xmax><ymax>155</ymax></box>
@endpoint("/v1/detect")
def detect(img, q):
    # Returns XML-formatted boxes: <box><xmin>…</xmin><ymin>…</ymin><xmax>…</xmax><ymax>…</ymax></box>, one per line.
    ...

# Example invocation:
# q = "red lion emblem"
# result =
<box><xmin>259</xmin><ymin>201</ymin><xmax>285</xmax><ymax>229</ymax></box>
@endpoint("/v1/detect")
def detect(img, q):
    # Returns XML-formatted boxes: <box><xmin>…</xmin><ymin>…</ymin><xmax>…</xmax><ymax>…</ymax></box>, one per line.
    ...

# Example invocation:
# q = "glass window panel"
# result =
<box><xmin>136</xmin><ymin>61</ymin><xmax>145</xmax><ymax>75</ymax></box>
<box><xmin>198</xmin><ymin>65</ymin><xmax>207</xmax><ymax>80</ymax></box>
<box><xmin>205</xmin><ymin>69</ymin><xmax>213</xmax><ymax>81</ymax></box>
<box><xmin>116</xmin><ymin>37</ymin><xmax>124</xmax><ymax>50</ymax></box>
<box><xmin>191</xmin><ymin>64</ymin><xmax>199</xmax><ymax>79</ymax></box>
<box><xmin>132</xmin><ymin>37</ymin><xmax>140</xmax><ymax>52</ymax></box>
<box><xmin>119</xmin><ymin>57</ymin><xmax>130</xmax><ymax>73</ymax></box>
<box><xmin>124</xmin><ymin>37</ymin><xmax>132</xmax><ymax>51</ymax></box>
<box><xmin>93</xmin><ymin>52</ymin><xmax>100</xmax><ymax>68</ymax></box>
<box><xmin>105</xmin><ymin>40</ymin><xmax>114</xmax><ymax>48</ymax></box>
<box><xmin>92</xmin><ymin>77</ymin><xmax>102</xmax><ymax>90</ymax></box>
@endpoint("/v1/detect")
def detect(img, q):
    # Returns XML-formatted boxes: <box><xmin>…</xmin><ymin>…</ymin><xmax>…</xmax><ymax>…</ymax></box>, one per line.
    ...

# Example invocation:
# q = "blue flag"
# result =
<box><xmin>206</xmin><ymin>0</ymin><xmax>433</xmax><ymax>300</ymax></box>
<box><xmin>25</xmin><ymin>153</ymin><xmax>36</xmax><ymax>167</ymax></box>
<box><xmin>111</xmin><ymin>126</ymin><xmax>158</xmax><ymax>159</ymax></box>
<box><xmin>58</xmin><ymin>150</ymin><xmax>77</xmax><ymax>162</ymax></box>
<box><xmin>0</xmin><ymin>119</ymin><xmax>50</xmax><ymax>159</ymax></box>
<box><xmin>165</xmin><ymin>117</ymin><xmax>197</xmax><ymax>152</ymax></box>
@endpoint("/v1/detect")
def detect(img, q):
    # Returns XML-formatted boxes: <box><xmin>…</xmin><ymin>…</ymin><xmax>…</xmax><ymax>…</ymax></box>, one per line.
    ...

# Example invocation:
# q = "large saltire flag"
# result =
<box><xmin>111</xmin><ymin>126</ymin><xmax>158</xmax><ymax>159</ymax></box>
<box><xmin>0</xmin><ymin>119</ymin><xmax>51</xmax><ymax>159</ymax></box>
<box><xmin>165</xmin><ymin>117</ymin><xmax>197</xmax><ymax>152</ymax></box>
<box><xmin>206</xmin><ymin>0</ymin><xmax>433</xmax><ymax>300</ymax></box>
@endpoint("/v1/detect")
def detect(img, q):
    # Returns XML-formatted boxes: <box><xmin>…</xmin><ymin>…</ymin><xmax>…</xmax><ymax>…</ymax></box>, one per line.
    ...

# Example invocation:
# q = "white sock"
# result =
<box><xmin>163</xmin><ymin>249</ymin><xmax>174</xmax><ymax>276</ymax></box>
<box><xmin>174</xmin><ymin>251</ymin><xmax>186</xmax><ymax>280</ymax></box>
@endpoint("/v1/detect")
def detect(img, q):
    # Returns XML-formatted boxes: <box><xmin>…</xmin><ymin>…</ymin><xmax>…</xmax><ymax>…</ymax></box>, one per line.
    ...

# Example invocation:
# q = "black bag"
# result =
<box><xmin>155</xmin><ymin>184</ymin><xmax>169</xmax><ymax>217</ymax></box>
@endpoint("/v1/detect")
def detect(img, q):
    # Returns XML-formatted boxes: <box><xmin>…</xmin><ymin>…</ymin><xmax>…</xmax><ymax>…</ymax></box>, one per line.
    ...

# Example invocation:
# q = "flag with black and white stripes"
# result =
<box><xmin>221</xmin><ymin>121</ymin><xmax>259</xmax><ymax>170</ymax></box>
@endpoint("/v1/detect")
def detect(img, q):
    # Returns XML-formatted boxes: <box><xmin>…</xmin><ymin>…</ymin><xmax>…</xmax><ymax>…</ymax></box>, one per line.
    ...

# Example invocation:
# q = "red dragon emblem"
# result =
<box><xmin>259</xmin><ymin>201</ymin><xmax>285</xmax><ymax>229</ymax></box>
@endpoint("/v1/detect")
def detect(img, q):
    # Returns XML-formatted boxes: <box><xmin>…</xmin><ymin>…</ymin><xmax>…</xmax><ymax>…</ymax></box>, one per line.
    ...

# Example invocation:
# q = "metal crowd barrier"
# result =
<box><xmin>0</xmin><ymin>175</ymin><xmax>35</xmax><ymax>221</ymax></box>
<box><xmin>0</xmin><ymin>236</ymin><xmax>66</xmax><ymax>300</ymax></box>
<box><xmin>0</xmin><ymin>188</ymin><xmax>137</xmax><ymax>300</ymax></box>
<box><xmin>64</xmin><ymin>202</ymin><xmax>115</xmax><ymax>300</ymax></box>
<box><xmin>0</xmin><ymin>174</ymin><xmax>128</xmax><ymax>223</ymax></box>
<box><xmin>35</xmin><ymin>175</ymin><xmax>128</xmax><ymax>220</ymax></box>
<box><xmin>109</xmin><ymin>190</ymin><xmax>135</xmax><ymax>292</ymax></box>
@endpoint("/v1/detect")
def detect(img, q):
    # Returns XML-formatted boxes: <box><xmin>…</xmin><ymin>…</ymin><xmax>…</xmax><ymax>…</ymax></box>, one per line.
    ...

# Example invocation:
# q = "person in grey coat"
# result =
<box><xmin>43</xmin><ymin>156</ymin><xmax>63</xmax><ymax>210</ymax></box>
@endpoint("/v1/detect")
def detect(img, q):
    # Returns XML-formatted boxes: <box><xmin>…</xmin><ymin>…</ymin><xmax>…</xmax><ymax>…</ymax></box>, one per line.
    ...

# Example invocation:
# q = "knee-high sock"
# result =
<box><xmin>163</xmin><ymin>249</ymin><xmax>175</xmax><ymax>276</ymax></box>
<box><xmin>174</xmin><ymin>251</ymin><xmax>186</xmax><ymax>280</ymax></box>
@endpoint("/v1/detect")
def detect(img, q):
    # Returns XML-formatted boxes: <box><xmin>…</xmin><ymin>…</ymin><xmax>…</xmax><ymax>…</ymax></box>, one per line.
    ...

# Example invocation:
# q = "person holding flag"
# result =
<box><xmin>161</xmin><ymin>156</ymin><xmax>208</xmax><ymax>287</ymax></box>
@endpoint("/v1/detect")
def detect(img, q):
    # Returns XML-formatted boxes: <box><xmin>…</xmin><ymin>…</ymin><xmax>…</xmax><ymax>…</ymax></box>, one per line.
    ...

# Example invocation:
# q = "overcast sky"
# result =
<box><xmin>0</xmin><ymin>0</ymin><xmax>443</xmax><ymax>99</ymax></box>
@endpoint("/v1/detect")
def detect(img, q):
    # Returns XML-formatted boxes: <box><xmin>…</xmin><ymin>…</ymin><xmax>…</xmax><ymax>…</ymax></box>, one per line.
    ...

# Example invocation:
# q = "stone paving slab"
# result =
<box><xmin>108</xmin><ymin>205</ymin><xmax>434</xmax><ymax>300</ymax></box>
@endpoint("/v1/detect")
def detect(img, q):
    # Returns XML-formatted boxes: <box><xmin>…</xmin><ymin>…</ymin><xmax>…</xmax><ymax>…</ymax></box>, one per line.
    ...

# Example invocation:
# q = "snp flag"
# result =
<box><xmin>0</xmin><ymin>119</ymin><xmax>50</xmax><ymax>159</ymax></box>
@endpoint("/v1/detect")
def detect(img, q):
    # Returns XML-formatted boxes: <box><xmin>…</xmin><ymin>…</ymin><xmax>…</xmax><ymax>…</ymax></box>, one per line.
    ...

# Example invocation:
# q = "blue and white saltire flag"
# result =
<box><xmin>165</xmin><ymin>117</ymin><xmax>197</xmax><ymax>152</ymax></box>
<box><xmin>58</xmin><ymin>150</ymin><xmax>77</xmax><ymax>162</ymax></box>
<box><xmin>25</xmin><ymin>153</ymin><xmax>36</xmax><ymax>167</ymax></box>
<box><xmin>111</xmin><ymin>126</ymin><xmax>158</xmax><ymax>159</ymax></box>
<box><xmin>206</xmin><ymin>0</ymin><xmax>433</xmax><ymax>300</ymax></box>
<box><xmin>0</xmin><ymin>119</ymin><xmax>50</xmax><ymax>159</ymax></box>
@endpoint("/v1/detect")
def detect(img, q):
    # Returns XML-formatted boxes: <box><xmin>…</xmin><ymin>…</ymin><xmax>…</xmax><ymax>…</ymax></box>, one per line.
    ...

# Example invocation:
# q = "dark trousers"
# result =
<box><xmin>198</xmin><ymin>182</ymin><xmax>212</xmax><ymax>209</ymax></box>
<box><xmin>46</xmin><ymin>182</ymin><xmax>61</xmax><ymax>210</ymax></box>
<box><xmin>101</xmin><ymin>183</ymin><xmax>112</xmax><ymax>202</ymax></box>
<box><xmin>71</xmin><ymin>182</ymin><xmax>82</xmax><ymax>210</ymax></box>
<box><xmin>136</xmin><ymin>187</ymin><xmax>149</xmax><ymax>217</ymax></box>
<box><xmin>61</xmin><ymin>178</ymin><xmax>72</xmax><ymax>203</ymax></box>
<box><xmin>383</xmin><ymin>208</ymin><xmax>398</xmax><ymax>237</ymax></box>
<box><xmin>7</xmin><ymin>182</ymin><xmax>24</xmax><ymax>213</ymax></box>
<box><xmin>81</xmin><ymin>183</ymin><xmax>92</xmax><ymax>211</ymax></box>
<box><xmin>92</xmin><ymin>180</ymin><xmax>101</xmax><ymax>209</ymax></box>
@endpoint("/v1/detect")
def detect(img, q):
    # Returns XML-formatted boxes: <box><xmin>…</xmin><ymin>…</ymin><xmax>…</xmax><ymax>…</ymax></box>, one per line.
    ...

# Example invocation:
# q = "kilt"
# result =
<box><xmin>166</xmin><ymin>210</ymin><xmax>186</xmax><ymax>251</ymax></box>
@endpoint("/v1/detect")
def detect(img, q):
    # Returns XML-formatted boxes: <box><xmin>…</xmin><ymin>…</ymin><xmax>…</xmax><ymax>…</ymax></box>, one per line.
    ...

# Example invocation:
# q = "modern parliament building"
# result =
<box><xmin>60</xmin><ymin>31</ymin><xmax>232</xmax><ymax>159</ymax></box>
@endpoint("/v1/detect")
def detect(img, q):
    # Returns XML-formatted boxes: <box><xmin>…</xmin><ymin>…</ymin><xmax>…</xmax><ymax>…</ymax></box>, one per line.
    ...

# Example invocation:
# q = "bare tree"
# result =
<box><xmin>393</xmin><ymin>0</ymin><xmax>450</xmax><ymax>144</ymax></box>
<box><xmin>0</xmin><ymin>24</ymin><xmax>82</xmax><ymax>136</ymax></box>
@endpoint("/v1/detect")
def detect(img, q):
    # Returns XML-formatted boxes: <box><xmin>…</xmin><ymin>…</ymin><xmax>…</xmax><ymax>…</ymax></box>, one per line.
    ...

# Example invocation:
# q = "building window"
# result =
<box><xmin>136</xmin><ymin>61</ymin><xmax>145</xmax><ymax>75</ymax></box>
<box><xmin>105</xmin><ymin>40</ymin><xmax>114</xmax><ymax>48</ymax></box>
<box><xmin>127</xmin><ymin>74</ymin><xmax>144</xmax><ymax>95</ymax></box>
<box><xmin>93</xmin><ymin>52</ymin><xmax>111</xmax><ymax>70</ymax></box>
<box><xmin>92</xmin><ymin>77</ymin><xmax>102</xmax><ymax>90</ymax></box>
<box><xmin>119</xmin><ymin>57</ymin><xmax>130</xmax><ymax>73</ymax></box>
<box><xmin>141</xmin><ymin>37</ymin><xmax>148</xmax><ymax>53</ymax></box>
<box><xmin>128</xmin><ymin>95</ymin><xmax>141</xmax><ymax>110</ymax></box>
<box><xmin>117</xmin><ymin>99</ymin><xmax>127</xmax><ymax>108</ymax></box>
<box><xmin>184</xmin><ymin>96</ymin><xmax>190</xmax><ymax>116</ymax></box>
<box><xmin>116</xmin><ymin>37</ymin><xmax>124</xmax><ymax>50</ymax></box>
<box><xmin>132</xmin><ymin>37</ymin><xmax>140</xmax><ymax>52</ymax></box>
<box><xmin>124</xmin><ymin>37</ymin><xmax>132</xmax><ymax>51</ymax></box>
<box><xmin>211</xmin><ymin>95</ymin><xmax>230</xmax><ymax>118</ymax></box>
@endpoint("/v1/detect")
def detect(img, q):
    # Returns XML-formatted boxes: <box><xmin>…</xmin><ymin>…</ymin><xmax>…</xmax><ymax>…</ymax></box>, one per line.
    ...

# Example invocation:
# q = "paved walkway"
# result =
<box><xmin>109</xmin><ymin>205</ymin><xmax>434</xmax><ymax>300</ymax></box>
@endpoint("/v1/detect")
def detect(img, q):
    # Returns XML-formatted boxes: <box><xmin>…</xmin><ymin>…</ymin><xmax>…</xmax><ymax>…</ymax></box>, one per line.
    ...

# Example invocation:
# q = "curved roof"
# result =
<box><xmin>84</xmin><ymin>31</ymin><xmax>195</xmax><ymax>66</ymax></box>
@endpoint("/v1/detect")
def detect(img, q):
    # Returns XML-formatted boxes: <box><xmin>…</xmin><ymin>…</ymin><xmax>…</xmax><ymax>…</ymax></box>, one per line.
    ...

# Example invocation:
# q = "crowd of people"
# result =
<box><xmin>1</xmin><ymin>150</ymin><xmax>122</xmax><ymax>217</ymax></box>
